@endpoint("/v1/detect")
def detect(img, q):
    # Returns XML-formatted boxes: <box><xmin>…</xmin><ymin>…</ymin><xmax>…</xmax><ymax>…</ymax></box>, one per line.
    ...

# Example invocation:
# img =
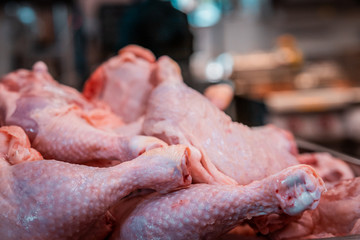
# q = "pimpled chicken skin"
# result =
<box><xmin>1</xmin><ymin>46</ymin><xmax>359</xmax><ymax>240</ymax></box>
<box><xmin>83</xmin><ymin>44</ymin><xmax>236</xmax><ymax>123</ymax></box>
<box><xmin>83</xmin><ymin>45</ymin><xmax>157</xmax><ymax>123</ymax></box>
<box><xmin>143</xmin><ymin>56</ymin><xmax>299</xmax><ymax>185</ymax></box>
<box><xmin>0</xmin><ymin>126</ymin><xmax>192</xmax><ymax>240</ymax></box>
<box><xmin>111</xmin><ymin>164</ymin><xmax>325</xmax><ymax>240</ymax></box>
<box><xmin>270</xmin><ymin>177</ymin><xmax>360</xmax><ymax>239</ymax></box>
<box><xmin>0</xmin><ymin>125</ymin><xmax>43</xmax><ymax>165</ymax></box>
<box><xmin>297</xmin><ymin>152</ymin><xmax>355</xmax><ymax>187</ymax></box>
<box><xmin>0</xmin><ymin>62</ymin><xmax>167</xmax><ymax>164</ymax></box>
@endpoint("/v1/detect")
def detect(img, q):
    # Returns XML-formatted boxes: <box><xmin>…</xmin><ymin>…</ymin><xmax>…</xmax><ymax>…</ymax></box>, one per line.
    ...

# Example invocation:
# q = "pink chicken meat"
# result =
<box><xmin>297</xmin><ymin>152</ymin><xmax>355</xmax><ymax>187</ymax></box>
<box><xmin>0</xmin><ymin>126</ymin><xmax>192</xmax><ymax>239</ymax></box>
<box><xmin>83</xmin><ymin>45</ymin><xmax>156</xmax><ymax>123</ymax></box>
<box><xmin>0</xmin><ymin>125</ymin><xmax>43</xmax><ymax>166</ymax></box>
<box><xmin>1</xmin><ymin>48</ymin><xmax>356</xmax><ymax>240</ymax></box>
<box><xmin>143</xmin><ymin>57</ymin><xmax>299</xmax><ymax>185</ymax></box>
<box><xmin>111</xmin><ymin>164</ymin><xmax>325</xmax><ymax>240</ymax></box>
<box><xmin>271</xmin><ymin>177</ymin><xmax>360</xmax><ymax>239</ymax></box>
<box><xmin>0</xmin><ymin>62</ymin><xmax>166</xmax><ymax>163</ymax></box>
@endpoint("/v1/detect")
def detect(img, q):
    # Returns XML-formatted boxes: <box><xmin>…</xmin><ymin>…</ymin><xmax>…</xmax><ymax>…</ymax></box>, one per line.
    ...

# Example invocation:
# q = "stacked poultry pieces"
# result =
<box><xmin>0</xmin><ymin>60</ymin><xmax>167</xmax><ymax>164</ymax></box>
<box><xmin>0</xmin><ymin>45</ymin><xmax>358</xmax><ymax>239</ymax></box>
<box><xmin>0</xmin><ymin>126</ymin><xmax>191</xmax><ymax>239</ymax></box>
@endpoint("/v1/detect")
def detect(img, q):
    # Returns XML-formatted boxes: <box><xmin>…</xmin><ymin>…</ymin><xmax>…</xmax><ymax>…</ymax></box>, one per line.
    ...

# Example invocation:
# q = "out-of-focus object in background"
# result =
<box><xmin>171</xmin><ymin>0</ymin><xmax>222</xmax><ymax>28</ymax></box>
<box><xmin>0</xmin><ymin>1</ymin><xmax>76</xmax><ymax>87</ymax></box>
<box><xmin>274</xmin><ymin>34</ymin><xmax>303</xmax><ymax>68</ymax></box>
<box><xmin>344</xmin><ymin>106</ymin><xmax>360</xmax><ymax>145</ymax></box>
<box><xmin>95</xmin><ymin>0</ymin><xmax>193</xmax><ymax>88</ymax></box>
<box><xmin>204</xmin><ymin>83</ymin><xmax>234</xmax><ymax>110</ymax></box>
<box><xmin>116</xmin><ymin>0</ymin><xmax>193</xmax><ymax>60</ymax></box>
<box><xmin>190</xmin><ymin>51</ymin><xmax>234</xmax><ymax>85</ymax></box>
<box><xmin>294</xmin><ymin>62</ymin><xmax>344</xmax><ymax>90</ymax></box>
<box><xmin>233</xmin><ymin>34</ymin><xmax>303</xmax><ymax>72</ymax></box>
<box><xmin>190</xmin><ymin>51</ymin><xmax>236</xmax><ymax>113</ymax></box>
<box><xmin>266</xmin><ymin>88</ymin><xmax>357</xmax><ymax>142</ymax></box>
<box><xmin>192</xmin><ymin>34</ymin><xmax>303</xmax><ymax>102</ymax></box>
<box><xmin>187</xmin><ymin>1</ymin><xmax>221</xmax><ymax>28</ymax></box>
<box><xmin>170</xmin><ymin>0</ymin><xmax>198</xmax><ymax>13</ymax></box>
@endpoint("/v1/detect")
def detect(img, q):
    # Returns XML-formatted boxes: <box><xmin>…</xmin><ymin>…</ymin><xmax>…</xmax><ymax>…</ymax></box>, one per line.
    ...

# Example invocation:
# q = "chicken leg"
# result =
<box><xmin>111</xmin><ymin>164</ymin><xmax>325</xmax><ymax>240</ymax></box>
<box><xmin>0</xmin><ymin>145</ymin><xmax>191</xmax><ymax>240</ymax></box>
<box><xmin>270</xmin><ymin>177</ymin><xmax>360</xmax><ymax>239</ymax></box>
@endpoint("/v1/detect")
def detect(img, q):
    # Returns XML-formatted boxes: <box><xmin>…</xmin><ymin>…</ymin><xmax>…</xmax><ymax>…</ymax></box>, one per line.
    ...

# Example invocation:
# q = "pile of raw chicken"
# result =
<box><xmin>0</xmin><ymin>45</ymin><xmax>359</xmax><ymax>240</ymax></box>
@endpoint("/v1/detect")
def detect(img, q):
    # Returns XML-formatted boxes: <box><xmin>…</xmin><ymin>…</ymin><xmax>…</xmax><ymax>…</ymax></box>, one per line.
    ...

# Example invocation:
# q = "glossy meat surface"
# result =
<box><xmin>297</xmin><ymin>152</ymin><xmax>355</xmax><ymax>187</ymax></box>
<box><xmin>112</xmin><ymin>164</ymin><xmax>325</xmax><ymax>240</ymax></box>
<box><xmin>0</xmin><ymin>62</ymin><xmax>166</xmax><ymax>163</ymax></box>
<box><xmin>83</xmin><ymin>45</ymin><xmax>156</xmax><ymax>123</ymax></box>
<box><xmin>143</xmin><ymin>60</ymin><xmax>298</xmax><ymax>184</ymax></box>
<box><xmin>0</xmin><ymin>125</ymin><xmax>43</xmax><ymax>165</ymax></box>
<box><xmin>1</xmin><ymin>50</ymin><xmax>357</xmax><ymax>240</ymax></box>
<box><xmin>271</xmin><ymin>177</ymin><xmax>360</xmax><ymax>239</ymax></box>
<box><xmin>0</xmin><ymin>144</ymin><xmax>191</xmax><ymax>240</ymax></box>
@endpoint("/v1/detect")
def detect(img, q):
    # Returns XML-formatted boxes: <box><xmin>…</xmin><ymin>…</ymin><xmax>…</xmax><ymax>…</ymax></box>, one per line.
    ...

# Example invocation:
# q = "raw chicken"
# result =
<box><xmin>143</xmin><ymin>56</ymin><xmax>299</xmax><ymax>185</ymax></box>
<box><xmin>0</xmin><ymin>125</ymin><xmax>43</xmax><ymax>165</ymax></box>
<box><xmin>297</xmin><ymin>152</ymin><xmax>355</xmax><ymax>187</ymax></box>
<box><xmin>0</xmin><ymin>137</ymin><xmax>192</xmax><ymax>240</ymax></box>
<box><xmin>270</xmin><ymin>177</ymin><xmax>360</xmax><ymax>239</ymax></box>
<box><xmin>83</xmin><ymin>45</ymin><xmax>156</xmax><ymax>123</ymax></box>
<box><xmin>0</xmin><ymin>50</ymin><xmax>353</xmax><ymax>240</ymax></box>
<box><xmin>111</xmin><ymin>164</ymin><xmax>325</xmax><ymax>240</ymax></box>
<box><xmin>84</xmin><ymin>46</ymin><xmax>235</xmax><ymax>125</ymax></box>
<box><xmin>0</xmin><ymin>62</ymin><xmax>167</xmax><ymax>163</ymax></box>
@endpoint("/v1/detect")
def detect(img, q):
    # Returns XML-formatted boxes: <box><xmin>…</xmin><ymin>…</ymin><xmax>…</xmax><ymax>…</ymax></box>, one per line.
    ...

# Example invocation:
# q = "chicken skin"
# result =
<box><xmin>0</xmin><ymin>125</ymin><xmax>192</xmax><ymax>240</ymax></box>
<box><xmin>83</xmin><ymin>45</ymin><xmax>157</xmax><ymax>123</ymax></box>
<box><xmin>271</xmin><ymin>177</ymin><xmax>360</xmax><ymax>239</ymax></box>
<box><xmin>143</xmin><ymin>56</ymin><xmax>299</xmax><ymax>185</ymax></box>
<box><xmin>111</xmin><ymin>164</ymin><xmax>325</xmax><ymax>240</ymax></box>
<box><xmin>0</xmin><ymin>62</ymin><xmax>166</xmax><ymax>163</ymax></box>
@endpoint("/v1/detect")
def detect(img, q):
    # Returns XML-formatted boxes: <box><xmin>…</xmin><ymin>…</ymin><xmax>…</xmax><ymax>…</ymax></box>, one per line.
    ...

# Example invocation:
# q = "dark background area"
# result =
<box><xmin>1</xmin><ymin>0</ymin><xmax>360</xmax><ymax>157</ymax></box>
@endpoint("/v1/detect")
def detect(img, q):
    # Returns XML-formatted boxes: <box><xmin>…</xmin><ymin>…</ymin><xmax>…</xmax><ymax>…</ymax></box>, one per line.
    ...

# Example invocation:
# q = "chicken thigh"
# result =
<box><xmin>0</xmin><ymin>62</ymin><xmax>166</xmax><ymax>163</ymax></box>
<box><xmin>83</xmin><ymin>45</ymin><xmax>156</xmax><ymax>123</ymax></box>
<box><xmin>111</xmin><ymin>164</ymin><xmax>325</xmax><ymax>240</ymax></box>
<box><xmin>143</xmin><ymin>57</ymin><xmax>299</xmax><ymax>185</ymax></box>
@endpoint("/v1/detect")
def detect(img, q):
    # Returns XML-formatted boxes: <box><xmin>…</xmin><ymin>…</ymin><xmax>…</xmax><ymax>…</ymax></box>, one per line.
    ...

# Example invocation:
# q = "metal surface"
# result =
<box><xmin>296</xmin><ymin>138</ymin><xmax>360</xmax><ymax>166</ymax></box>
<box><xmin>296</xmin><ymin>138</ymin><xmax>360</xmax><ymax>176</ymax></box>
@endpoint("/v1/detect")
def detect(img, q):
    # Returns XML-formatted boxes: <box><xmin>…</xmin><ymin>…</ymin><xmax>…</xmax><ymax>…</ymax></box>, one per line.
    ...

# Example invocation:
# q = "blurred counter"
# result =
<box><xmin>231</xmin><ymin>55</ymin><xmax>360</xmax><ymax>157</ymax></box>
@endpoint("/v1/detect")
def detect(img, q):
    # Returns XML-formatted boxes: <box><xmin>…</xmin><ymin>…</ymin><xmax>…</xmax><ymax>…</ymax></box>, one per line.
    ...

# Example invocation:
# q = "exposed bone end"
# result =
<box><xmin>275</xmin><ymin>165</ymin><xmax>326</xmax><ymax>216</ymax></box>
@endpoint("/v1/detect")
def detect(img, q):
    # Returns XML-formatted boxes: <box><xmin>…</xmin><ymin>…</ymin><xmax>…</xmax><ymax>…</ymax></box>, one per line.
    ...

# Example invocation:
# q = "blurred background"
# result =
<box><xmin>1</xmin><ymin>0</ymin><xmax>360</xmax><ymax>156</ymax></box>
